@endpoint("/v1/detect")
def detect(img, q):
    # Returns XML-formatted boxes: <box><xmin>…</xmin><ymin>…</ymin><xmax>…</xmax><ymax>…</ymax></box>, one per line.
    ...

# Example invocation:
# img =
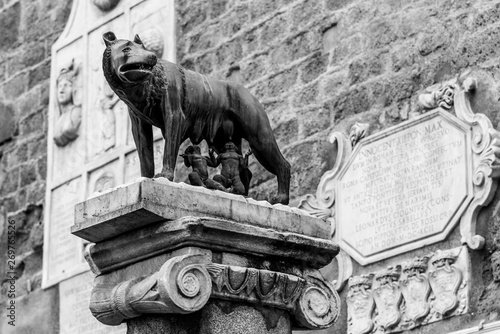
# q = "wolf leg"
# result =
<box><xmin>129</xmin><ymin>110</ymin><xmax>155</xmax><ymax>178</ymax></box>
<box><xmin>159</xmin><ymin>90</ymin><xmax>185</xmax><ymax>181</ymax></box>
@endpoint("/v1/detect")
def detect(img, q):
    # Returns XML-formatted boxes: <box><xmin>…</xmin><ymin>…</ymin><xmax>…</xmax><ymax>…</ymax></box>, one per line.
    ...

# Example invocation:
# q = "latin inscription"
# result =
<box><xmin>47</xmin><ymin>178</ymin><xmax>84</xmax><ymax>282</ymax></box>
<box><xmin>338</xmin><ymin>115</ymin><xmax>469</xmax><ymax>258</ymax></box>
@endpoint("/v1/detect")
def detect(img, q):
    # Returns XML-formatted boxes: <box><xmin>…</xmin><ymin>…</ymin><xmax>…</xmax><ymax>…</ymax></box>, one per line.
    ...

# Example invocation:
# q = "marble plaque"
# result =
<box><xmin>60</xmin><ymin>271</ymin><xmax>127</xmax><ymax>334</ymax></box>
<box><xmin>337</xmin><ymin>110</ymin><xmax>473</xmax><ymax>264</ymax></box>
<box><xmin>43</xmin><ymin>177</ymin><xmax>87</xmax><ymax>286</ymax></box>
<box><xmin>43</xmin><ymin>0</ymin><xmax>176</xmax><ymax>288</ymax></box>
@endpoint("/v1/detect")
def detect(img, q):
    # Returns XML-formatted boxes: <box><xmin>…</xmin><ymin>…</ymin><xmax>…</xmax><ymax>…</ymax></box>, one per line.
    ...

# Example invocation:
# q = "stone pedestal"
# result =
<box><xmin>71</xmin><ymin>178</ymin><xmax>341</xmax><ymax>333</ymax></box>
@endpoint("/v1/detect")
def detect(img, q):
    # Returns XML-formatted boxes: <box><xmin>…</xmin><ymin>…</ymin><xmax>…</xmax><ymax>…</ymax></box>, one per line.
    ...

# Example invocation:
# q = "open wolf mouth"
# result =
<box><xmin>119</xmin><ymin>62</ymin><xmax>153</xmax><ymax>82</ymax></box>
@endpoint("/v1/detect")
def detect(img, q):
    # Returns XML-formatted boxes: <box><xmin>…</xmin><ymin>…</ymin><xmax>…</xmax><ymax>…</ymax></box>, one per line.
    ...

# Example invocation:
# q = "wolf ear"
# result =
<box><xmin>103</xmin><ymin>31</ymin><xmax>117</xmax><ymax>47</ymax></box>
<box><xmin>133</xmin><ymin>34</ymin><xmax>143</xmax><ymax>45</ymax></box>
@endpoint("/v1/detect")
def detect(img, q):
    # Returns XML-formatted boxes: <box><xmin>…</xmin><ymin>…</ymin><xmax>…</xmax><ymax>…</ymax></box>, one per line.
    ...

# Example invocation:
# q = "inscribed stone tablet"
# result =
<box><xmin>337</xmin><ymin>111</ymin><xmax>472</xmax><ymax>264</ymax></box>
<box><xmin>59</xmin><ymin>271</ymin><xmax>127</xmax><ymax>334</ymax></box>
<box><xmin>45</xmin><ymin>177</ymin><xmax>86</xmax><ymax>284</ymax></box>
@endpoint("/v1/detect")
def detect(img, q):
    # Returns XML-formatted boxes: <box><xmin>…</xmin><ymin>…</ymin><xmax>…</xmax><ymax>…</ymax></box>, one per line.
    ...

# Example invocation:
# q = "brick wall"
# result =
<box><xmin>0</xmin><ymin>0</ymin><xmax>71</xmax><ymax>332</ymax></box>
<box><xmin>176</xmin><ymin>0</ymin><xmax>500</xmax><ymax>331</ymax></box>
<box><xmin>1</xmin><ymin>0</ymin><xmax>500</xmax><ymax>333</ymax></box>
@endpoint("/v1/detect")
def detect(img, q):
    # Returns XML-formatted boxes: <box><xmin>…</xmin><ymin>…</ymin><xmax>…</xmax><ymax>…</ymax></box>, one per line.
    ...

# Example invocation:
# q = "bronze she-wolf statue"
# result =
<box><xmin>102</xmin><ymin>32</ymin><xmax>291</xmax><ymax>204</ymax></box>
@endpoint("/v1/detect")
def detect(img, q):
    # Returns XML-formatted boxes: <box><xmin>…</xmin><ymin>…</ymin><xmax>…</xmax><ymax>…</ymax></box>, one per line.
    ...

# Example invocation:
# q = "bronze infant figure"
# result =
<box><xmin>102</xmin><ymin>32</ymin><xmax>291</xmax><ymax>204</ymax></box>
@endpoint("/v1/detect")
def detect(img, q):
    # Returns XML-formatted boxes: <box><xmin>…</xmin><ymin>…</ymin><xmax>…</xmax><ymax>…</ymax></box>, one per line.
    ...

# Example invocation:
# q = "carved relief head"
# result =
<box><xmin>56</xmin><ymin>61</ymin><xmax>79</xmax><ymax>108</ymax></box>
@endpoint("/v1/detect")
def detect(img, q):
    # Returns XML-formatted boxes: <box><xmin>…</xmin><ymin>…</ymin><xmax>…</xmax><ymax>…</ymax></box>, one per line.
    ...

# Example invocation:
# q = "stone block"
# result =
<box><xmin>0</xmin><ymin>167</ymin><xmax>19</xmax><ymax>195</ymax></box>
<box><xmin>17</xmin><ymin>86</ymin><xmax>41</xmax><ymax>120</ymax></box>
<box><xmin>20</xmin><ymin>162</ymin><xmax>37</xmax><ymax>187</ymax></box>
<box><xmin>0</xmin><ymin>101</ymin><xmax>16</xmax><ymax>144</ymax></box>
<box><xmin>73</xmin><ymin>178</ymin><xmax>331</xmax><ymax>242</ymax></box>
<box><xmin>28</xmin><ymin>60</ymin><xmax>50</xmax><ymax>89</ymax></box>
<box><xmin>492</xmin><ymin>251</ymin><xmax>500</xmax><ymax>282</ymax></box>
<box><xmin>301</xmin><ymin>53</ymin><xmax>328</xmax><ymax>84</ymax></box>
<box><xmin>19</xmin><ymin>110</ymin><xmax>43</xmax><ymax>136</ymax></box>
<box><xmin>0</xmin><ymin>2</ymin><xmax>20</xmax><ymax>51</ymax></box>
<box><xmin>2</xmin><ymin>73</ymin><xmax>28</xmax><ymax>100</ymax></box>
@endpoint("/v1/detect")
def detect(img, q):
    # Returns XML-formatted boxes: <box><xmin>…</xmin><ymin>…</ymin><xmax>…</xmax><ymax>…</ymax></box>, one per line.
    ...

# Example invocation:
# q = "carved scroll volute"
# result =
<box><xmin>400</xmin><ymin>257</ymin><xmax>431</xmax><ymax>325</ymax></box>
<box><xmin>293</xmin><ymin>269</ymin><xmax>341</xmax><ymax>329</ymax></box>
<box><xmin>298</xmin><ymin>124</ymin><xmax>369</xmax><ymax>291</ymax></box>
<box><xmin>373</xmin><ymin>266</ymin><xmax>403</xmax><ymax>331</ymax></box>
<box><xmin>298</xmin><ymin>131</ymin><xmax>352</xmax><ymax>221</ymax></box>
<box><xmin>454</xmin><ymin>77</ymin><xmax>500</xmax><ymax>250</ymax></box>
<box><xmin>346</xmin><ymin>275</ymin><xmax>375</xmax><ymax>334</ymax></box>
<box><xmin>89</xmin><ymin>254</ymin><xmax>212</xmax><ymax>325</ymax></box>
<box><xmin>428</xmin><ymin>251</ymin><xmax>462</xmax><ymax>317</ymax></box>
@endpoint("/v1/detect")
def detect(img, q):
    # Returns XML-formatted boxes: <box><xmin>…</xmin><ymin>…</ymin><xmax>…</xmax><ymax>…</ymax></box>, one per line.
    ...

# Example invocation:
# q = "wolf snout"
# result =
<box><xmin>148</xmin><ymin>53</ymin><xmax>157</xmax><ymax>65</ymax></box>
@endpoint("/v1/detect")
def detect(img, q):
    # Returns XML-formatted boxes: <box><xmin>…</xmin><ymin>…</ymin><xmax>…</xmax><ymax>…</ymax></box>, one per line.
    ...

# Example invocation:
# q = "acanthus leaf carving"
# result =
<box><xmin>205</xmin><ymin>263</ymin><xmax>305</xmax><ymax>311</ymax></box>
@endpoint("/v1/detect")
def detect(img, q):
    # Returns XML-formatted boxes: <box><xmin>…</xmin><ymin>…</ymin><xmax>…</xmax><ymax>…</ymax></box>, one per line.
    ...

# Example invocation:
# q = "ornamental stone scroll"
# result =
<box><xmin>89</xmin><ymin>254</ymin><xmax>212</xmax><ymax>325</ymax></box>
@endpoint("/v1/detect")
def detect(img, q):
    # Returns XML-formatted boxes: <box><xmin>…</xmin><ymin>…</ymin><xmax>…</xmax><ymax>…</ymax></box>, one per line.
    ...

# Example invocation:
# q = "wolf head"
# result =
<box><xmin>102</xmin><ymin>31</ymin><xmax>157</xmax><ymax>85</ymax></box>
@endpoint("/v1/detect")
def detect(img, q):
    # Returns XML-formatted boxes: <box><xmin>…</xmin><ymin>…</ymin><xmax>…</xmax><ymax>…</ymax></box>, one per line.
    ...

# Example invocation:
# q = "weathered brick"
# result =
<box><xmin>19</xmin><ymin>110</ymin><xmax>43</xmax><ymax>136</ymax></box>
<box><xmin>1</xmin><ymin>72</ymin><xmax>28</xmax><ymax>100</ymax></box>
<box><xmin>301</xmin><ymin>53</ymin><xmax>328</xmax><ymax>84</ymax></box>
<box><xmin>290</xmin><ymin>0</ymin><xmax>322</xmax><ymax>31</ymax></box>
<box><xmin>36</xmin><ymin>155</ymin><xmax>47</xmax><ymax>179</ymax></box>
<box><xmin>330</xmin><ymin>85</ymin><xmax>370</xmax><ymax>121</ymax></box>
<box><xmin>348</xmin><ymin>55</ymin><xmax>383</xmax><ymax>85</ymax></box>
<box><xmin>20</xmin><ymin>162</ymin><xmax>37</xmax><ymax>187</ymax></box>
<box><xmin>17</xmin><ymin>86</ymin><xmax>41</xmax><ymax>119</ymax></box>
<box><xmin>28</xmin><ymin>137</ymin><xmax>46</xmax><ymax>160</ymax></box>
<box><xmin>0</xmin><ymin>166</ymin><xmax>19</xmax><ymax>195</ymax></box>
<box><xmin>260</xmin><ymin>15</ymin><xmax>288</xmax><ymax>48</ymax></box>
<box><xmin>291</xmin><ymin>81</ymin><xmax>319</xmax><ymax>108</ymax></box>
<box><xmin>215</xmin><ymin>39</ymin><xmax>243</xmax><ymax>66</ymax></box>
<box><xmin>180</xmin><ymin>4</ymin><xmax>208</xmax><ymax>34</ymax></box>
<box><xmin>240</xmin><ymin>31</ymin><xmax>260</xmax><ymax>57</ymax></box>
<box><xmin>249</xmin><ymin>0</ymin><xmax>278</xmax><ymax>21</ymax></box>
<box><xmin>0</xmin><ymin>101</ymin><xmax>16</xmax><ymax>144</ymax></box>
<box><xmin>6</xmin><ymin>143</ymin><xmax>27</xmax><ymax>169</ymax></box>
<box><xmin>27</xmin><ymin>180</ymin><xmax>45</xmax><ymax>204</ymax></box>
<box><xmin>39</xmin><ymin>80</ymin><xmax>50</xmax><ymax>106</ymax></box>
<box><xmin>324</xmin><ymin>0</ymin><xmax>352</xmax><ymax>11</ymax></box>
<box><xmin>273</xmin><ymin>118</ymin><xmax>299</xmax><ymax>148</ymax></box>
<box><xmin>299</xmin><ymin>105</ymin><xmax>332</xmax><ymax>138</ymax></box>
<box><xmin>268</xmin><ymin>68</ymin><xmax>298</xmax><ymax>98</ymax></box>
<box><xmin>28</xmin><ymin>60</ymin><xmax>50</xmax><ymax>89</ymax></box>
<box><xmin>196</xmin><ymin>53</ymin><xmax>216</xmax><ymax>74</ymax></box>
<box><xmin>0</xmin><ymin>2</ymin><xmax>20</xmax><ymax>51</ymax></box>
<box><xmin>209</xmin><ymin>0</ymin><xmax>228</xmax><ymax>19</ymax></box>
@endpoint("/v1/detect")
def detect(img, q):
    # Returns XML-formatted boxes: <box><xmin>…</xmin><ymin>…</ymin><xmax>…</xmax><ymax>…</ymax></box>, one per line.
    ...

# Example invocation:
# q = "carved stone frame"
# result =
<box><xmin>299</xmin><ymin>76</ymin><xmax>500</xmax><ymax>288</ymax></box>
